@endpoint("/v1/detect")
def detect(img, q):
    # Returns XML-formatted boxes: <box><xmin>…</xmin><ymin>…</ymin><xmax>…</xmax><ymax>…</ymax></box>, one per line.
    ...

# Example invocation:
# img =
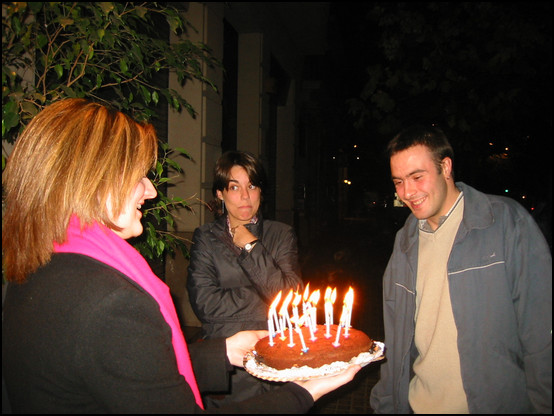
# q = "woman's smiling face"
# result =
<box><xmin>110</xmin><ymin>177</ymin><xmax>157</xmax><ymax>239</ymax></box>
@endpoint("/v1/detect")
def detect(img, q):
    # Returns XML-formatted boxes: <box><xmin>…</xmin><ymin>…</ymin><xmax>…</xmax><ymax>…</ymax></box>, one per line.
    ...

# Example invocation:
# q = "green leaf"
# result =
<box><xmin>28</xmin><ymin>2</ymin><xmax>43</xmax><ymax>14</ymax></box>
<box><xmin>166</xmin><ymin>15</ymin><xmax>181</xmax><ymax>33</ymax></box>
<box><xmin>139</xmin><ymin>85</ymin><xmax>151</xmax><ymax>104</ymax></box>
<box><xmin>37</xmin><ymin>34</ymin><xmax>48</xmax><ymax>49</ymax></box>
<box><xmin>2</xmin><ymin>111</ymin><xmax>19</xmax><ymax>133</ymax></box>
<box><xmin>20</xmin><ymin>102</ymin><xmax>39</xmax><ymax>117</ymax></box>
<box><xmin>54</xmin><ymin>64</ymin><xmax>63</xmax><ymax>79</ymax></box>
<box><xmin>99</xmin><ymin>2</ymin><xmax>115</xmax><ymax>15</ymax></box>
<box><xmin>134</xmin><ymin>6</ymin><xmax>148</xmax><ymax>19</ymax></box>
<box><xmin>119</xmin><ymin>58</ymin><xmax>128</xmax><ymax>74</ymax></box>
<box><xmin>58</xmin><ymin>17</ymin><xmax>74</xmax><ymax>28</ymax></box>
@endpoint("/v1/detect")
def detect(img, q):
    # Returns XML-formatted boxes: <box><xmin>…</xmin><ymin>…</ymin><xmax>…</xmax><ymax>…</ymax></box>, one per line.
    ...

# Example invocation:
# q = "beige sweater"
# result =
<box><xmin>409</xmin><ymin>198</ymin><xmax>469</xmax><ymax>413</ymax></box>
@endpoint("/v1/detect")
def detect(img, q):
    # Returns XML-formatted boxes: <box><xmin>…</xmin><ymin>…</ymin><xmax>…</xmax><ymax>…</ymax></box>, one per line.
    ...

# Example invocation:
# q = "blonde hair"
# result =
<box><xmin>2</xmin><ymin>98</ymin><xmax>158</xmax><ymax>283</ymax></box>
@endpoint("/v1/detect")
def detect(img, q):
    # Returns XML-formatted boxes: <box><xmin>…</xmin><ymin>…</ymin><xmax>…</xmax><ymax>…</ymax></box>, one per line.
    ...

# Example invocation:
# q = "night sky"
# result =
<box><xmin>316</xmin><ymin>2</ymin><xmax>551</xmax><ymax>223</ymax></box>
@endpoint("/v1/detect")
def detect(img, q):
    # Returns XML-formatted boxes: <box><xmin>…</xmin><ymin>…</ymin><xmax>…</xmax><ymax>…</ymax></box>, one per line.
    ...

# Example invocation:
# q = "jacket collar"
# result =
<box><xmin>399</xmin><ymin>182</ymin><xmax>493</xmax><ymax>253</ymax></box>
<box><xmin>212</xmin><ymin>213</ymin><xmax>264</xmax><ymax>240</ymax></box>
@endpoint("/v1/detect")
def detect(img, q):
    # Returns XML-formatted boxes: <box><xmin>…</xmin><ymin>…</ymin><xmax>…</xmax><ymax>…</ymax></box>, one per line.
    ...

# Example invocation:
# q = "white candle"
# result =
<box><xmin>288</xmin><ymin>323</ymin><xmax>295</xmax><ymax>347</ymax></box>
<box><xmin>292</xmin><ymin>292</ymin><xmax>302</xmax><ymax>329</ymax></box>
<box><xmin>302</xmin><ymin>283</ymin><xmax>310</xmax><ymax>314</ymax></box>
<box><xmin>269</xmin><ymin>291</ymin><xmax>282</xmax><ymax>335</ymax></box>
<box><xmin>343</xmin><ymin>287</ymin><xmax>354</xmax><ymax>337</ymax></box>
<box><xmin>297</xmin><ymin>312</ymin><xmax>315</xmax><ymax>341</ymax></box>
<box><xmin>272</xmin><ymin>310</ymin><xmax>281</xmax><ymax>335</ymax></box>
<box><xmin>324</xmin><ymin>287</ymin><xmax>337</xmax><ymax>338</ymax></box>
<box><xmin>330</xmin><ymin>288</ymin><xmax>337</xmax><ymax>325</ymax></box>
<box><xmin>296</xmin><ymin>327</ymin><xmax>308</xmax><ymax>352</ymax></box>
<box><xmin>324</xmin><ymin>287</ymin><xmax>331</xmax><ymax>332</ymax></box>
<box><xmin>268</xmin><ymin>319</ymin><xmax>275</xmax><ymax>346</ymax></box>
<box><xmin>307</xmin><ymin>312</ymin><xmax>317</xmax><ymax>341</ymax></box>
<box><xmin>279</xmin><ymin>289</ymin><xmax>293</xmax><ymax>326</ymax></box>
<box><xmin>308</xmin><ymin>289</ymin><xmax>320</xmax><ymax>329</ymax></box>
<box><xmin>279</xmin><ymin>289</ymin><xmax>294</xmax><ymax>344</ymax></box>
<box><xmin>333</xmin><ymin>318</ymin><xmax>343</xmax><ymax>347</ymax></box>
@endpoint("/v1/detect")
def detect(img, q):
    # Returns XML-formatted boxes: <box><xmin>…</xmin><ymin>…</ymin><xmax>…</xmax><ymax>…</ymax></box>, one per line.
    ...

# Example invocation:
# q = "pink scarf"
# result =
<box><xmin>54</xmin><ymin>215</ymin><xmax>204</xmax><ymax>409</ymax></box>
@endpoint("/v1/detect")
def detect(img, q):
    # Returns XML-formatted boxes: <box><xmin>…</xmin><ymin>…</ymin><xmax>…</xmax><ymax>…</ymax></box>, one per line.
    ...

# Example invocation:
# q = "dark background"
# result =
<box><xmin>310</xmin><ymin>2</ymin><xmax>551</xmax><ymax>237</ymax></box>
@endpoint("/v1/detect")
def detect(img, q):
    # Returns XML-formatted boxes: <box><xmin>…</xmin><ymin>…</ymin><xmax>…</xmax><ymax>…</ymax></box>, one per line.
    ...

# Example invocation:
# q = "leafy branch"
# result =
<box><xmin>2</xmin><ymin>2</ymin><xmax>222</xmax><ymax>262</ymax></box>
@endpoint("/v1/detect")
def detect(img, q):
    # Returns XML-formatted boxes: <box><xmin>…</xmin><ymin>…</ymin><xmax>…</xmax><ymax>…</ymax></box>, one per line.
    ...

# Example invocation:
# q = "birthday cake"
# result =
<box><xmin>244</xmin><ymin>286</ymin><xmax>385</xmax><ymax>381</ymax></box>
<box><xmin>254</xmin><ymin>324</ymin><xmax>373</xmax><ymax>370</ymax></box>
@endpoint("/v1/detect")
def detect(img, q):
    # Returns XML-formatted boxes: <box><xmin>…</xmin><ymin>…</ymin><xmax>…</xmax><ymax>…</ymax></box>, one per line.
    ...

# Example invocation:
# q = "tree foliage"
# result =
<box><xmin>338</xmin><ymin>2</ymin><xmax>551</xmax><ymax>200</ymax></box>
<box><xmin>2</xmin><ymin>2</ymin><xmax>221</xmax><ymax>262</ymax></box>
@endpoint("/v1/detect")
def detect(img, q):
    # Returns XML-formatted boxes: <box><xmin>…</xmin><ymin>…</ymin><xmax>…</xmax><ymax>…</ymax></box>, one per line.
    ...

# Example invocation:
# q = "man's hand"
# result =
<box><xmin>294</xmin><ymin>365</ymin><xmax>362</xmax><ymax>401</ymax></box>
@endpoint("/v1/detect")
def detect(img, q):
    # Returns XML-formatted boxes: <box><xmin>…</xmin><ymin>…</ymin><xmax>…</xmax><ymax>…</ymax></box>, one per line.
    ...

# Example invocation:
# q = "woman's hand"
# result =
<box><xmin>293</xmin><ymin>365</ymin><xmax>362</xmax><ymax>401</ymax></box>
<box><xmin>225</xmin><ymin>330</ymin><xmax>268</xmax><ymax>367</ymax></box>
<box><xmin>231</xmin><ymin>224</ymin><xmax>256</xmax><ymax>249</ymax></box>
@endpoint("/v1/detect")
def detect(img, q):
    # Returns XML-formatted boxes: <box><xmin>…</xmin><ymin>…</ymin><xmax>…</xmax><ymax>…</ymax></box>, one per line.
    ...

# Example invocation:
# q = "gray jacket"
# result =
<box><xmin>370</xmin><ymin>182</ymin><xmax>552</xmax><ymax>413</ymax></box>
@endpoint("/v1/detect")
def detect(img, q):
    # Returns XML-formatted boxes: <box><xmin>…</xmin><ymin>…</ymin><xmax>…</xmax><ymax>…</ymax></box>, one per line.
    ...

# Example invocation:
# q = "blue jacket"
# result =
<box><xmin>370</xmin><ymin>182</ymin><xmax>552</xmax><ymax>413</ymax></box>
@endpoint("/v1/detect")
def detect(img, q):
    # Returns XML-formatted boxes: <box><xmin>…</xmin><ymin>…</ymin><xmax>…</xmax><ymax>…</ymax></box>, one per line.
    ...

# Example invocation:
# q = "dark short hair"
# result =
<box><xmin>212</xmin><ymin>150</ymin><xmax>266</xmax><ymax>196</ymax></box>
<box><xmin>387</xmin><ymin>125</ymin><xmax>454</xmax><ymax>173</ymax></box>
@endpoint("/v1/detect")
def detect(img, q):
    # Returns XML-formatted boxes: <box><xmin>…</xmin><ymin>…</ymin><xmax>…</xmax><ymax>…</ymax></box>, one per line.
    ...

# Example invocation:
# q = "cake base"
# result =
<box><xmin>253</xmin><ymin>324</ymin><xmax>374</xmax><ymax>370</ymax></box>
<box><xmin>244</xmin><ymin>341</ymin><xmax>385</xmax><ymax>382</ymax></box>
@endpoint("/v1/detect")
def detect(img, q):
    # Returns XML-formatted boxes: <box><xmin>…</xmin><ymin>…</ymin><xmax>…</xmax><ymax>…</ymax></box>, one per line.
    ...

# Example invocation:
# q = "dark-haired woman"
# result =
<box><xmin>187</xmin><ymin>150</ymin><xmax>304</xmax><ymax>407</ymax></box>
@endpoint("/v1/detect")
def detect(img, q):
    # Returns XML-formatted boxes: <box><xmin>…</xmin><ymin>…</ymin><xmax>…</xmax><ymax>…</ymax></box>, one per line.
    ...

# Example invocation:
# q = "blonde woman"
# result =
<box><xmin>2</xmin><ymin>99</ymin><xmax>360</xmax><ymax>414</ymax></box>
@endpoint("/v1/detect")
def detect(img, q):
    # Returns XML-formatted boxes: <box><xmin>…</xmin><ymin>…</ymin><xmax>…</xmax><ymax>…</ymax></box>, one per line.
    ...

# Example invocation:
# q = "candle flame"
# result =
<box><xmin>279</xmin><ymin>289</ymin><xmax>294</xmax><ymax>316</ymax></box>
<box><xmin>303</xmin><ymin>283</ymin><xmax>310</xmax><ymax>301</ymax></box>
<box><xmin>270</xmin><ymin>291</ymin><xmax>282</xmax><ymax>312</ymax></box>
<box><xmin>292</xmin><ymin>311</ymin><xmax>308</xmax><ymax>327</ymax></box>
<box><xmin>292</xmin><ymin>292</ymin><xmax>302</xmax><ymax>307</ymax></box>
<box><xmin>324</xmin><ymin>287</ymin><xmax>337</xmax><ymax>304</ymax></box>
<box><xmin>308</xmin><ymin>289</ymin><xmax>320</xmax><ymax>305</ymax></box>
<box><xmin>344</xmin><ymin>287</ymin><xmax>354</xmax><ymax>307</ymax></box>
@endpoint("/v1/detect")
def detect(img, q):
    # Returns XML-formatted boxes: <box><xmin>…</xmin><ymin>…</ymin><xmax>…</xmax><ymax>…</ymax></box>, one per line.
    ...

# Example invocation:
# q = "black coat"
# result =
<box><xmin>2</xmin><ymin>253</ymin><xmax>313</xmax><ymax>413</ymax></box>
<box><xmin>187</xmin><ymin>214</ymin><xmax>304</xmax><ymax>339</ymax></box>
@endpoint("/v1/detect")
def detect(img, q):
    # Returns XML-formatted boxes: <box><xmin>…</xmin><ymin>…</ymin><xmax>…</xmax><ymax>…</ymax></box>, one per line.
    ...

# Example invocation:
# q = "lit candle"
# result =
<box><xmin>308</xmin><ymin>289</ymin><xmax>320</xmax><ymax>330</ymax></box>
<box><xmin>333</xmin><ymin>310</ymin><xmax>345</xmax><ymax>347</ymax></box>
<box><xmin>288</xmin><ymin>324</ymin><xmax>295</xmax><ymax>347</ymax></box>
<box><xmin>280</xmin><ymin>289</ymin><xmax>294</xmax><ymax>328</ymax></box>
<box><xmin>296</xmin><ymin>327</ymin><xmax>308</xmax><ymax>353</ymax></box>
<box><xmin>301</xmin><ymin>311</ymin><xmax>316</xmax><ymax>341</ymax></box>
<box><xmin>330</xmin><ymin>288</ymin><xmax>337</xmax><ymax>325</ymax></box>
<box><xmin>302</xmin><ymin>283</ymin><xmax>310</xmax><ymax>314</ymax></box>
<box><xmin>269</xmin><ymin>291</ymin><xmax>283</xmax><ymax>337</ymax></box>
<box><xmin>343</xmin><ymin>287</ymin><xmax>354</xmax><ymax>337</ymax></box>
<box><xmin>279</xmin><ymin>289</ymin><xmax>295</xmax><ymax>347</ymax></box>
<box><xmin>268</xmin><ymin>319</ymin><xmax>275</xmax><ymax>346</ymax></box>
<box><xmin>279</xmin><ymin>316</ymin><xmax>286</xmax><ymax>339</ymax></box>
<box><xmin>324</xmin><ymin>287</ymin><xmax>337</xmax><ymax>338</ymax></box>
<box><xmin>292</xmin><ymin>292</ymin><xmax>302</xmax><ymax>329</ymax></box>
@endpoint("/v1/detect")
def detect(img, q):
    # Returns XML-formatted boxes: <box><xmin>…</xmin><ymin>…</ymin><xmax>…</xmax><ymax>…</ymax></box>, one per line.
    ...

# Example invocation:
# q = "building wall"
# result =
<box><xmin>165</xmin><ymin>2</ymin><xmax>223</xmax><ymax>327</ymax></box>
<box><xmin>164</xmin><ymin>2</ymin><xmax>310</xmax><ymax>327</ymax></box>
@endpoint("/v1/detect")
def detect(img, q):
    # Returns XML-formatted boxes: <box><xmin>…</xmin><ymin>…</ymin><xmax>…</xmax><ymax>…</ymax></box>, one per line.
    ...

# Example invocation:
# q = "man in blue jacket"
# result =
<box><xmin>370</xmin><ymin>125</ymin><xmax>551</xmax><ymax>413</ymax></box>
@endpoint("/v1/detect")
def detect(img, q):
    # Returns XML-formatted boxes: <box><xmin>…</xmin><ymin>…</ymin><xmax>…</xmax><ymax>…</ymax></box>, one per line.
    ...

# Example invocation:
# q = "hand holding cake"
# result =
<box><xmin>294</xmin><ymin>364</ymin><xmax>362</xmax><ymax>401</ymax></box>
<box><xmin>226</xmin><ymin>330</ymin><xmax>269</xmax><ymax>367</ymax></box>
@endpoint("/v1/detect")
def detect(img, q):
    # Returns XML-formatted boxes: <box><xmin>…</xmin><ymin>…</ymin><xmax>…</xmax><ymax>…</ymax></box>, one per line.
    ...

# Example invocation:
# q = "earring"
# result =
<box><xmin>221</xmin><ymin>199</ymin><xmax>225</xmax><ymax>214</ymax></box>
